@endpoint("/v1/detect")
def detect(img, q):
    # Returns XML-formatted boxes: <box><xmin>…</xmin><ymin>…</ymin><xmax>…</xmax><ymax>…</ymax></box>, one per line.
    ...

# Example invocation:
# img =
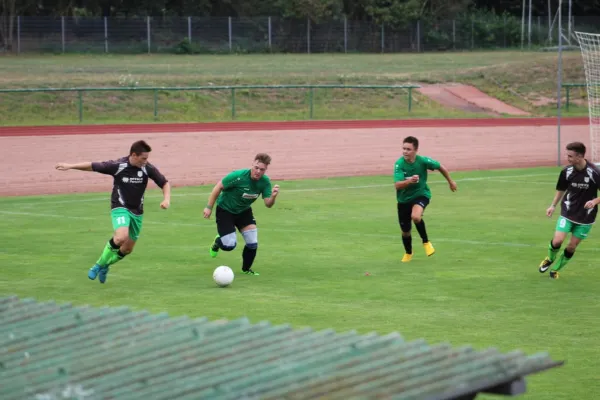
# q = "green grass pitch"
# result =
<box><xmin>1</xmin><ymin>166</ymin><xmax>599</xmax><ymax>399</ymax></box>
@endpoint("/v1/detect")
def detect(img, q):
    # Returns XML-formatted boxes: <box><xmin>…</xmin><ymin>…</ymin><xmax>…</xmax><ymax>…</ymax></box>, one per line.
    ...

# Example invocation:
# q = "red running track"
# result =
<box><xmin>0</xmin><ymin>117</ymin><xmax>589</xmax><ymax>137</ymax></box>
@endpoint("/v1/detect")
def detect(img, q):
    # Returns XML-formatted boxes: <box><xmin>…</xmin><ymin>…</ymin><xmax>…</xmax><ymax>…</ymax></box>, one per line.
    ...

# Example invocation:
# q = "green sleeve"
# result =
<box><xmin>424</xmin><ymin>157</ymin><xmax>441</xmax><ymax>170</ymax></box>
<box><xmin>394</xmin><ymin>161</ymin><xmax>405</xmax><ymax>182</ymax></box>
<box><xmin>262</xmin><ymin>177</ymin><xmax>273</xmax><ymax>198</ymax></box>
<box><xmin>221</xmin><ymin>170</ymin><xmax>242</xmax><ymax>189</ymax></box>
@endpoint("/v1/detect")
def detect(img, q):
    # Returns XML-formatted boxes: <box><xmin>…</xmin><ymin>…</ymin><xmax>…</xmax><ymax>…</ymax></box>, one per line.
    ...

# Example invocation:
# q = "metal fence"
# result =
<box><xmin>0</xmin><ymin>84</ymin><xmax>419</xmax><ymax>123</ymax></box>
<box><xmin>2</xmin><ymin>15</ymin><xmax>600</xmax><ymax>54</ymax></box>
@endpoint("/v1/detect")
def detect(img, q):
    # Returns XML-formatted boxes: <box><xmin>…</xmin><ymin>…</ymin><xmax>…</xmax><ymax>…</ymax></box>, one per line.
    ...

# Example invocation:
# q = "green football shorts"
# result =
<box><xmin>111</xmin><ymin>208</ymin><xmax>143</xmax><ymax>241</ymax></box>
<box><xmin>555</xmin><ymin>216</ymin><xmax>593</xmax><ymax>240</ymax></box>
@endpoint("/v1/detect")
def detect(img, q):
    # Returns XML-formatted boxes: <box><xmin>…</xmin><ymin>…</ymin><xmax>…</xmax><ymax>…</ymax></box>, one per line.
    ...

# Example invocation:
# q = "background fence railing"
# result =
<box><xmin>564</xmin><ymin>83</ymin><xmax>589</xmax><ymax>111</ymax></box>
<box><xmin>2</xmin><ymin>15</ymin><xmax>600</xmax><ymax>54</ymax></box>
<box><xmin>0</xmin><ymin>84</ymin><xmax>420</xmax><ymax>123</ymax></box>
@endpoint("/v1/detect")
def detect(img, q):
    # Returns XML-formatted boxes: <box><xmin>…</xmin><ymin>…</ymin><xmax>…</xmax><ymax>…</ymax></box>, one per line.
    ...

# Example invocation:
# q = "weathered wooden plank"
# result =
<box><xmin>0</xmin><ymin>296</ymin><xmax>564</xmax><ymax>400</ymax></box>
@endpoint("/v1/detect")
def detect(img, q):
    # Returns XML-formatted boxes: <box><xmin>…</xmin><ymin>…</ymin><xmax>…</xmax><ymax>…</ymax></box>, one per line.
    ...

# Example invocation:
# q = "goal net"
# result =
<box><xmin>575</xmin><ymin>31</ymin><xmax>600</xmax><ymax>165</ymax></box>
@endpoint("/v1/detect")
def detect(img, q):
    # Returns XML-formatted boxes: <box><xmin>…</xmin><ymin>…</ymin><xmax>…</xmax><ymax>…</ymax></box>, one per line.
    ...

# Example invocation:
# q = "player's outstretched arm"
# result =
<box><xmin>203</xmin><ymin>180</ymin><xmax>224</xmax><ymax>219</ymax></box>
<box><xmin>55</xmin><ymin>162</ymin><xmax>93</xmax><ymax>171</ymax></box>
<box><xmin>264</xmin><ymin>185</ymin><xmax>280</xmax><ymax>208</ymax></box>
<box><xmin>438</xmin><ymin>164</ymin><xmax>457</xmax><ymax>192</ymax></box>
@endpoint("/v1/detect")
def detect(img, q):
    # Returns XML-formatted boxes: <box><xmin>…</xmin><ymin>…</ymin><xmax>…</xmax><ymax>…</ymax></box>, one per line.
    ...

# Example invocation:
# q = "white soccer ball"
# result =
<box><xmin>213</xmin><ymin>265</ymin><xmax>234</xmax><ymax>287</ymax></box>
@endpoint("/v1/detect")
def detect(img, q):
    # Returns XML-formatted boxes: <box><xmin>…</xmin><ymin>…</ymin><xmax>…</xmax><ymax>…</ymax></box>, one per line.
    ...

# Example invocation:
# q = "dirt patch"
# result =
<box><xmin>416</xmin><ymin>84</ymin><xmax>493</xmax><ymax>115</ymax></box>
<box><xmin>530</xmin><ymin>95</ymin><xmax>587</xmax><ymax>108</ymax></box>
<box><xmin>417</xmin><ymin>83</ymin><xmax>530</xmax><ymax>116</ymax></box>
<box><xmin>529</xmin><ymin>95</ymin><xmax>556</xmax><ymax>107</ymax></box>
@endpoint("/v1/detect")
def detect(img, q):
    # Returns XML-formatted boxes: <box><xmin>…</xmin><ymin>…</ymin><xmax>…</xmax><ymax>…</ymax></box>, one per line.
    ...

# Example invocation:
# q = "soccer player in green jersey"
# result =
<box><xmin>394</xmin><ymin>136</ymin><xmax>457</xmax><ymax>262</ymax></box>
<box><xmin>538</xmin><ymin>142</ymin><xmax>600</xmax><ymax>279</ymax></box>
<box><xmin>203</xmin><ymin>153</ymin><xmax>280</xmax><ymax>276</ymax></box>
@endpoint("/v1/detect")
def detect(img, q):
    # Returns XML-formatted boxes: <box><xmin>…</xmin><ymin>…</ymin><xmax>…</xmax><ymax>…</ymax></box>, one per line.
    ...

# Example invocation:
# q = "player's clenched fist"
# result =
<box><xmin>272</xmin><ymin>184</ymin><xmax>280</xmax><ymax>196</ymax></box>
<box><xmin>55</xmin><ymin>163</ymin><xmax>71</xmax><ymax>171</ymax></box>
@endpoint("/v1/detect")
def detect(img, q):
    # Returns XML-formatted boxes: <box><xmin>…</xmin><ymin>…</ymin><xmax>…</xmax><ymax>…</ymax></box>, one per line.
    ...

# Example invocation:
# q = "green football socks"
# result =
<box><xmin>551</xmin><ymin>249</ymin><xmax>574</xmax><ymax>272</ymax></box>
<box><xmin>96</xmin><ymin>239</ymin><xmax>124</xmax><ymax>267</ymax></box>
<box><xmin>547</xmin><ymin>241</ymin><xmax>560</xmax><ymax>262</ymax></box>
<box><xmin>96</xmin><ymin>241</ymin><xmax>116</xmax><ymax>267</ymax></box>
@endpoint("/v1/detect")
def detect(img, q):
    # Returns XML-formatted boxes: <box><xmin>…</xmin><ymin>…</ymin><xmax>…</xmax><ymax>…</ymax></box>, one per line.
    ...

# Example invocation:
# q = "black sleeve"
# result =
<box><xmin>556</xmin><ymin>169</ymin><xmax>568</xmax><ymax>191</ymax></box>
<box><xmin>147</xmin><ymin>163</ymin><xmax>168</xmax><ymax>188</ymax></box>
<box><xmin>91</xmin><ymin>160</ymin><xmax>121</xmax><ymax>175</ymax></box>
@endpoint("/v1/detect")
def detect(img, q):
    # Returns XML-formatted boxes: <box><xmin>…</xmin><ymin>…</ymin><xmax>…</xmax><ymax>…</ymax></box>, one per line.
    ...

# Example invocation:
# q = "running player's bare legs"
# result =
<box><xmin>565</xmin><ymin>235</ymin><xmax>582</xmax><ymax>253</ymax></box>
<box><xmin>550</xmin><ymin>230</ymin><xmax>567</xmax><ymax>249</ymax></box>
<box><xmin>411</xmin><ymin>204</ymin><xmax>425</xmax><ymax>223</ymax></box>
<box><xmin>113</xmin><ymin>227</ymin><xmax>130</xmax><ymax>246</ymax></box>
<box><xmin>241</xmin><ymin>224</ymin><xmax>256</xmax><ymax>233</ymax></box>
<box><xmin>113</xmin><ymin>227</ymin><xmax>137</xmax><ymax>255</ymax></box>
<box><xmin>551</xmin><ymin>229</ymin><xmax>583</xmax><ymax>253</ymax></box>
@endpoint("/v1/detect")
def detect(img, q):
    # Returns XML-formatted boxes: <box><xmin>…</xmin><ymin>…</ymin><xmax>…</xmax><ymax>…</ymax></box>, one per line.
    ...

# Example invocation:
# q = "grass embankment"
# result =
<box><xmin>0</xmin><ymin>50</ymin><xmax>588</xmax><ymax>126</ymax></box>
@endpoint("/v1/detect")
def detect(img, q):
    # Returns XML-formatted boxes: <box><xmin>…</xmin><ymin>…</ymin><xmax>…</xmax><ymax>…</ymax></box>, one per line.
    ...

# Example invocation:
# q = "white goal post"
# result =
<box><xmin>575</xmin><ymin>31</ymin><xmax>600</xmax><ymax>165</ymax></box>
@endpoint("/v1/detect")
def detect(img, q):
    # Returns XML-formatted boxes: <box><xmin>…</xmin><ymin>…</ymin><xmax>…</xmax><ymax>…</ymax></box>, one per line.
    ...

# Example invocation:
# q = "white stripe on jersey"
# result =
<box><xmin>586</xmin><ymin>167</ymin><xmax>597</xmax><ymax>184</ymax></box>
<box><xmin>117</xmin><ymin>188</ymin><xmax>125</xmax><ymax>206</ymax></box>
<box><xmin>115</xmin><ymin>163</ymin><xmax>128</xmax><ymax>176</ymax></box>
<box><xmin>566</xmin><ymin>166</ymin><xmax>573</xmax><ymax>179</ymax></box>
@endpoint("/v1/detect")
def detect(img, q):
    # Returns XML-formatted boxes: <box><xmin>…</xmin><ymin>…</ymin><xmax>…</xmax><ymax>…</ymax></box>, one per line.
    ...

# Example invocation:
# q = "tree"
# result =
<box><xmin>1</xmin><ymin>0</ymin><xmax>19</xmax><ymax>51</ymax></box>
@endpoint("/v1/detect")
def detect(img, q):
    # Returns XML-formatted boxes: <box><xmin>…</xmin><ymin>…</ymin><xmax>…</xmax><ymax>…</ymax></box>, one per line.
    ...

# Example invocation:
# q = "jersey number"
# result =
<box><xmin>558</xmin><ymin>218</ymin><xmax>567</xmax><ymax>228</ymax></box>
<box><xmin>116</xmin><ymin>216</ymin><xmax>127</xmax><ymax>225</ymax></box>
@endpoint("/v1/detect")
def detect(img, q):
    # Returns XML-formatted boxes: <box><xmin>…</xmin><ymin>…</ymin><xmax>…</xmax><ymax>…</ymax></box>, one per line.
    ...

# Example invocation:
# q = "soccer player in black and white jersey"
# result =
<box><xmin>539</xmin><ymin>141</ymin><xmax>600</xmax><ymax>279</ymax></box>
<box><xmin>55</xmin><ymin>140</ymin><xmax>170</xmax><ymax>284</ymax></box>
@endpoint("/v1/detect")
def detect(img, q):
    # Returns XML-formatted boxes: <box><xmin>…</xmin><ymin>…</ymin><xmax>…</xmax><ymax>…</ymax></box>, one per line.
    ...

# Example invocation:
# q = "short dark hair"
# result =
<box><xmin>566</xmin><ymin>141</ymin><xmax>586</xmax><ymax>156</ymax></box>
<box><xmin>403</xmin><ymin>136</ymin><xmax>419</xmax><ymax>150</ymax></box>
<box><xmin>130</xmin><ymin>140</ymin><xmax>152</xmax><ymax>156</ymax></box>
<box><xmin>255</xmin><ymin>153</ymin><xmax>272</xmax><ymax>165</ymax></box>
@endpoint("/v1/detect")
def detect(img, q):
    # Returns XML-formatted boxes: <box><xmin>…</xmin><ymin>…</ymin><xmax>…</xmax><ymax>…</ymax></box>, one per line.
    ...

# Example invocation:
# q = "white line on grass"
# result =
<box><xmin>0</xmin><ymin>211</ymin><xmax>96</xmax><ymax>220</ymax></box>
<box><xmin>9</xmin><ymin>172</ymin><xmax>557</xmax><ymax>209</ymax></box>
<box><xmin>3</xmin><ymin>206</ymin><xmax>596</xmax><ymax>252</ymax></box>
<box><xmin>491</xmin><ymin>179</ymin><xmax>553</xmax><ymax>185</ymax></box>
